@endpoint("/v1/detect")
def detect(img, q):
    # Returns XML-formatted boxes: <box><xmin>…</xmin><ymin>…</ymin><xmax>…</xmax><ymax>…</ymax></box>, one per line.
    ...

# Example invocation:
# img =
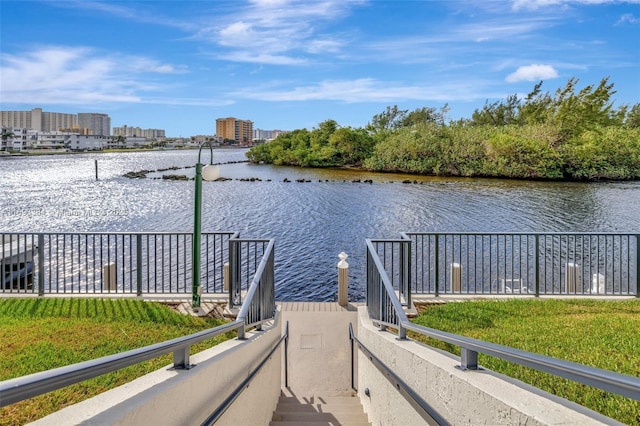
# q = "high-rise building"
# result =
<box><xmin>78</xmin><ymin>113</ymin><xmax>111</xmax><ymax>136</ymax></box>
<box><xmin>216</xmin><ymin>117</ymin><xmax>253</xmax><ymax>144</ymax></box>
<box><xmin>254</xmin><ymin>129</ymin><xmax>289</xmax><ymax>141</ymax></box>
<box><xmin>1</xmin><ymin>108</ymin><xmax>76</xmax><ymax>131</ymax></box>
<box><xmin>113</xmin><ymin>125</ymin><xmax>165</xmax><ymax>139</ymax></box>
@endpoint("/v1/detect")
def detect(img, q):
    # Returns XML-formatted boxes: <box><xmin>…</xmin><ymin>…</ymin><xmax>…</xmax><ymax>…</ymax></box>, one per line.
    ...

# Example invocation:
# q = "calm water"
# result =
<box><xmin>2</xmin><ymin>149</ymin><xmax>639</xmax><ymax>300</ymax></box>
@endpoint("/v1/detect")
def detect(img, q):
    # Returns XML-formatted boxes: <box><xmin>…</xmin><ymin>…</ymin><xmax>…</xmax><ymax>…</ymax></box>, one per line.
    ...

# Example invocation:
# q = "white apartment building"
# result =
<box><xmin>78</xmin><ymin>113</ymin><xmax>111</xmax><ymax>136</ymax></box>
<box><xmin>253</xmin><ymin>128</ymin><xmax>288</xmax><ymax>141</ymax></box>
<box><xmin>1</xmin><ymin>127</ymin><xmax>109</xmax><ymax>151</ymax></box>
<box><xmin>67</xmin><ymin>134</ymin><xmax>109</xmax><ymax>151</ymax></box>
<box><xmin>1</xmin><ymin>108</ymin><xmax>76</xmax><ymax>132</ymax></box>
<box><xmin>1</xmin><ymin>127</ymin><xmax>29</xmax><ymax>151</ymax></box>
<box><xmin>113</xmin><ymin>125</ymin><xmax>165</xmax><ymax>139</ymax></box>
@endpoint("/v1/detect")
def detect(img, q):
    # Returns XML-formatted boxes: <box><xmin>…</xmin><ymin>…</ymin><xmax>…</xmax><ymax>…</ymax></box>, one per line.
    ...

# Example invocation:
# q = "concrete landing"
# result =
<box><xmin>279</xmin><ymin>302</ymin><xmax>361</xmax><ymax>396</ymax></box>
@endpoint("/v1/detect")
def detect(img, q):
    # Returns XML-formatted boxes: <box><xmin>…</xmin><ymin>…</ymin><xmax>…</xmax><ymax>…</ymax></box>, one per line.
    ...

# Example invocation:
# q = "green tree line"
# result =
<box><xmin>246</xmin><ymin>77</ymin><xmax>640</xmax><ymax>180</ymax></box>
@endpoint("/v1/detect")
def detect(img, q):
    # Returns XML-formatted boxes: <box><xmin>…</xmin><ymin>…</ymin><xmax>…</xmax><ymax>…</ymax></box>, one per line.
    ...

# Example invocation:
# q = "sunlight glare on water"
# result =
<box><xmin>2</xmin><ymin>149</ymin><xmax>639</xmax><ymax>300</ymax></box>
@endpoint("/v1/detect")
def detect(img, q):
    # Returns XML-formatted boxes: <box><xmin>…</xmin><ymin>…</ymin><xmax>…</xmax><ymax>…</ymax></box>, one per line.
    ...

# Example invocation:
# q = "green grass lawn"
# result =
<box><xmin>411</xmin><ymin>299</ymin><xmax>640</xmax><ymax>425</ymax></box>
<box><xmin>0</xmin><ymin>298</ymin><xmax>232</xmax><ymax>426</ymax></box>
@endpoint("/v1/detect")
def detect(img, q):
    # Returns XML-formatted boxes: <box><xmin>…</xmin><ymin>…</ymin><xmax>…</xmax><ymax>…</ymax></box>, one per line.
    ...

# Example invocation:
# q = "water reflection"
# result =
<box><xmin>1</xmin><ymin>149</ymin><xmax>639</xmax><ymax>300</ymax></box>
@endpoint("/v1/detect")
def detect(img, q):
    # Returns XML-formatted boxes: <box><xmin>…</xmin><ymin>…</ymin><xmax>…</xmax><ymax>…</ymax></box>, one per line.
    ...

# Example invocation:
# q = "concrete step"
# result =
<box><xmin>269</xmin><ymin>422</ymin><xmax>371</xmax><ymax>426</ymax></box>
<box><xmin>269</xmin><ymin>423</ymin><xmax>371</xmax><ymax>426</ymax></box>
<box><xmin>271</xmin><ymin>394</ymin><xmax>370</xmax><ymax>426</ymax></box>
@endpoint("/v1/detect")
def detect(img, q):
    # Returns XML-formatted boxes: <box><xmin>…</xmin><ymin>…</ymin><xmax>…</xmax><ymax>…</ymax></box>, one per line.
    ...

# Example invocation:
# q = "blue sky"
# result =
<box><xmin>1</xmin><ymin>0</ymin><xmax>639</xmax><ymax>137</ymax></box>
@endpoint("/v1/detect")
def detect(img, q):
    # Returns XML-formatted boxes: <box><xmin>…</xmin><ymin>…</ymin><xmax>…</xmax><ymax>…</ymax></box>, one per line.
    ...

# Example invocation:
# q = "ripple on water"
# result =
<box><xmin>2</xmin><ymin>150</ymin><xmax>639</xmax><ymax>300</ymax></box>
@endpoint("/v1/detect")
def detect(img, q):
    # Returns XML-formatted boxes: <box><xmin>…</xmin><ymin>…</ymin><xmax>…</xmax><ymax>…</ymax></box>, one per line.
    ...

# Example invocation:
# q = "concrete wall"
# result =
<box><xmin>356</xmin><ymin>307</ymin><xmax>614</xmax><ymax>426</ymax></box>
<box><xmin>31</xmin><ymin>312</ymin><xmax>283</xmax><ymax>426</ymax></box>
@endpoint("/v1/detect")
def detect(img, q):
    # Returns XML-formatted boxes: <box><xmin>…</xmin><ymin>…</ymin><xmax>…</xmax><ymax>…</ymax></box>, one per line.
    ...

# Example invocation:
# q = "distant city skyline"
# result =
<box><xmin>1</xmin><ymin>1</ymin><xmax>638</xmax><ymax>136</ymax></box>
<box><xmin>2</xmin><ymin>107</ymin><xmax>285</xmax><ymax>139</ymax></box>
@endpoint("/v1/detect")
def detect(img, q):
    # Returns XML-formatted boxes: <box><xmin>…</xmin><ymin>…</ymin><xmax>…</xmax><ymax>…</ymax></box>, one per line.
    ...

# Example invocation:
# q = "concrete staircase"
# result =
<box><xmin>270</xmin><ymin>392</ymin><xmax>371</xmax><ymax>426</ymax></box>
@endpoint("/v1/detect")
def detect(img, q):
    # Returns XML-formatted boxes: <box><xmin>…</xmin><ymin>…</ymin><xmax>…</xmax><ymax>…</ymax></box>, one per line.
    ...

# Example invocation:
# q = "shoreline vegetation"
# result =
<box><xmin>246</xmin><ymin>78</ymin><xmax>640</xmax><ymax>181</ymax></box>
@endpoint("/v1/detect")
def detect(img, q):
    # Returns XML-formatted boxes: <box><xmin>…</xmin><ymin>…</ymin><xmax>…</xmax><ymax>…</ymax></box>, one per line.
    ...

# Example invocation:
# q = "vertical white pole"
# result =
<box><xmin>338</xmin><ymin>252</ymin><xmax>349</xmax><ymax>306</ymax></box>
<box><xmin>450</xmin><ymin>262</ymin><xmax>461</xmax><ymax>293</ymax></box>
<box><xmin>565</xmin><ymin>263</ymin><xmax>579</xmax><ymax>293</ymax></box>
<box><xmin>223</xmin><ymin>262</ymin><xmax>229</xmax><ymax>292</ymax></box>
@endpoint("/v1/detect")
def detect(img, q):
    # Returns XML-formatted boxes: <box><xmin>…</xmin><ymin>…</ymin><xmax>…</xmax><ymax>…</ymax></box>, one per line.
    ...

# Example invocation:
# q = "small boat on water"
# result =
<box><xmin>1</xmin><ymin>235</ymin><xmax>36</xmax><ymax>289</ymax></box>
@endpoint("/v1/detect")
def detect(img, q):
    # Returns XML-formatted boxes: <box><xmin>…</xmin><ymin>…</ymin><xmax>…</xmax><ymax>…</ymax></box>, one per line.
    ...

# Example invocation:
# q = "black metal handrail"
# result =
<box><xmin>237</xmin><ymin>239</ymin><xmax>275</xmax><ymax>339</ymax></box>
<box><xmin>349</xmin><ymin>323</ymin><xmax>448</xmax><ymax>426</ymax></box>
<box><xmin>1</xmin><ymin>231</ymin><xmax>237</xmax><ymax>295</ymax></box>
<box><xmin>365</xmin><ymin>238</ymin><xmax>640</xmax><ymax>402</ymax></box>
<box><xmin>0</xmin><ymin>238</ymin><xmax>276</xmax><ymax>408</ymax></box>
<box><xmin>402</xmin><ymin>232</ymin><xmax>639</xmax><ymax>297</ymax></box>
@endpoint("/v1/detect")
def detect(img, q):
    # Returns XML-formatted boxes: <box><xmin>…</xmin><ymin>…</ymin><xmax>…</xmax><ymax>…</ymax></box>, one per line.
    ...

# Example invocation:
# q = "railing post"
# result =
<box><xmin>434</xmin><ymin>235</ymin><xmax>440</xmax><ymax>296</ymax></box>
<box><xmin>636</xmin><ymin>234</ymin><xmax>639</xmax><ymax>298</ymax></box>
<box><xmin>284</xmin><ymin>321</ymin><xmax>289</xmax><ymax>388</ymax></box>
<box><xmin>460</xmin><ymin>348</ymin><xmax>478</xmax><ymax>370</ymax></box>
<box><xmin>228</xmin><ymin>239</ymin><xmax>239</xmax><ymax>308</ymax></box>
<box><xmin>400</xmin><ymin>240</ymin><xmax>410</xmax><ymax>307</ymax></box>
<box><xmin>173</xmin><ymin>346</ymin><xmax>190</xmax><ymax>369</ymax></box>
<box><xmin>237</xmin><ymin>322</ymin><xmax>246</xmax><ymax>340</ymax></box>
<box><xmin>136</xmin><ymin>234</ymin><xmax>142</xmax><ymax>296</ymax></box>
<box><xmin>398</xmin><ymin>323</ymin><xmax>406</xmax><ymax>340</ymax></box>
<box><xmin>379</xmin><ymin>278</ymin><xmax>386</xmax><ymax>331</ymax></box>
<box><xmin>37</xmin><ymin>234</ymin><xmax>45</xmax><ymax>296</ymax></box>
<box><xmin>349</xmin><ymin>324</ymin><xmax>355</xmax><ymax>390</ymax></box>
<box><xmin>534</xmin><ymin>234</ymin><xmax>540</xmax><ymax>297</ymax></box>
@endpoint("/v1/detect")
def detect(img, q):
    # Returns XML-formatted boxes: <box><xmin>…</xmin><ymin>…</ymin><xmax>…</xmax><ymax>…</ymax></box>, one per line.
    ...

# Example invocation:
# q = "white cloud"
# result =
<box><xmin>0</xmin><ymin>46</ymin><xmax>189</xmax><ymax>105</ymax></box>
<box><xmin>229</xmin><ymin>78</ymin><xmax>494</xmax><ymax>103</ymax></box>
<box><xmin>616</xmin><ymin>13</ymin><xmax>640</xmax><ymax>24</ymax></box>
<box><xmin>505</xmin><ymin>64</ymin><xmax>559</xmax><ymax>82</ymax></box>
<box><xmin>512</xmin><ymin>0</ymin><xmax>640</xmax><ymax>10</ymax></box>
<box><xmin>219</xmin><ymin>52</ymin><xmax>308</xmax><ymax>65</ymax></box>
<box><xmin>198</xmin><ymin>1</ymin><xmax>366</xmax><ymax>64</ymax></box>
<box><xmin>249</xmin><ymin>0</ymin><xmax>291</xmax><ymax>6</ymax></box>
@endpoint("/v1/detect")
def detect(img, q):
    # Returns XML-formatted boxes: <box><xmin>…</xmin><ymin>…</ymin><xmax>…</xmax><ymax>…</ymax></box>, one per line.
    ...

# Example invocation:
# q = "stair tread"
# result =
<box><xmin>272</xmin><ymin>412</ymin><xmax>369</xmax><ymax>422</ymax></box>
<box><xmin>269</xmin><ymin>422</ymin><xmax>371</xmax><ymax>426</ymax></box>
<box><xmin>278</xmin><ymin>396</ymin><xmax>361</xmax><ymax>404</ymax></box>
<box><xmin>269</xmin><ymin>423</ymin><xmax>371</xmax><ymax>426</ymax></box>
<box><xmin>273</xmin><ymin>393</ymin><xmax>370</xmax><ymax>425</ymax></box>
<box><xmin>275</xmin><ymin>404</ymin><xmax>365</xmax><ymax>413</ymax></box>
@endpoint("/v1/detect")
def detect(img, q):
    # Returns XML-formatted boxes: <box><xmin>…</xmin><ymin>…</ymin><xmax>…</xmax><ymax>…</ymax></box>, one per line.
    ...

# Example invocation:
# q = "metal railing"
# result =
<box><xmin>229</xmin><ymin>238</ymin><xmax>273</xmax><ymax>309</ymax></box>
<box><xmin>349</xmin><ymin>323</ymin><xmax>447</xmax><ymax>426</ymax></box>
<box><xmin>365</xmin><ymin>238</ymin><xmax>640</xmax><ymax>403</ymax></box>
<box><xmin>202</xmin><ymin>321</ymin><xmax>288</xmax><ymax>426</ymax></box>
<box><xmin>0</xmin><ymin>231</ymin><xmax>249</xmax><ymax>296</ymax></box>
<box><xmin>0</xmin><ymin>238</ymin><xmax>277</xmax><ymax>408</ymax></box>
<box><xmin>372</xmin><ymin>232</ymin><xmax>638</xmax><ymax>297</ymax></box>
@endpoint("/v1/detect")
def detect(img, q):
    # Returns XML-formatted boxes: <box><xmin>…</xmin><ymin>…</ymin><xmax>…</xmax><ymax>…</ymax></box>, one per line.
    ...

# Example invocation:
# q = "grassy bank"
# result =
<box><xmin>0</xmin><ymin>298</ymin><xmax>232</xmax><ymax>426</ymax></box>
<box><xmin>411</xmin><ymin>299</ymin><xmax>640</xmax><ymax>425</ymax></box>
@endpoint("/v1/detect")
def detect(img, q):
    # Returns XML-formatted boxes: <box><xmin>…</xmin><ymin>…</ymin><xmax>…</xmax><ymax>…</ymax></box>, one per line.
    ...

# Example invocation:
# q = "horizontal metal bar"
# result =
<box><xmin>365</xmin><ymin>235</ymin><xmax>640</xmax><ymax>403</ymax></box>
<box><xmin>402</xmin><ymin>322</ymin><xmax>640</xmax><ymax>400</ymax></box>
<box><xmin>349</xmin><ymin>323</ymin><xmax>448</xmax><ymax>426</ymax></box>
<box><xmin>201</xmin><ymin>320</ymin><xmax>288</xmax><ymax>426</ymax></box>
<box><xmin>404</xmin><ymin>232</ymin><xmax>636</xmax><ymax>237</ymax></box>
<box><xmin>0</xmin><ymin>234</ymin><xmax>277</xmax><ymax>408</ymax></box>
<box><xmin>0</xmin><ymin>319</ymin><xmax>242</xmax><ymax>407</ymax></box>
